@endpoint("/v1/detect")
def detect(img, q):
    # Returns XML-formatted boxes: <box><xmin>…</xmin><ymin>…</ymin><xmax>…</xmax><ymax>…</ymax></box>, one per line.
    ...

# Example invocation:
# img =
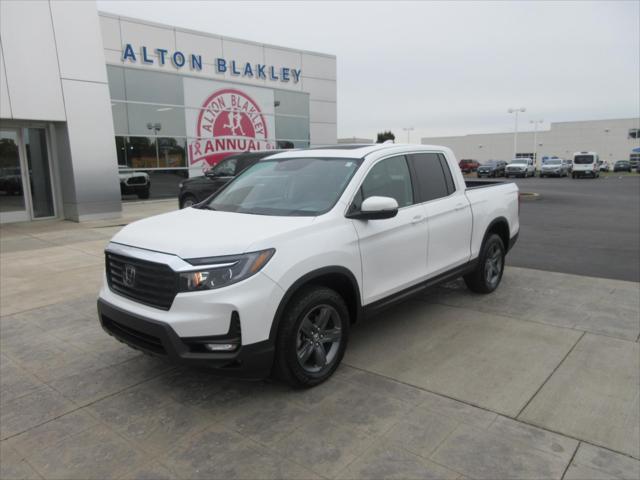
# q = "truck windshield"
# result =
<box><xmin>204</xmin><ymin>157</ymin><xmax>360</xmax><ymax>216</ymax></box>
<box><xmin>574</xmin><ymin>155</ymin><xmax>595</xmax><ymax>164</ymax></box>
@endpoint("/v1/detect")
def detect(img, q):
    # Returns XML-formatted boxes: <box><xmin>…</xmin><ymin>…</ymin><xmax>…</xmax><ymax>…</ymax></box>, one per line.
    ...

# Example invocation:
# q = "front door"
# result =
<box><xmin>349</xmin><ymin>155</ymin><xmax>429</xmax><ymax>305</ymax></box>
<box><xmin>0</xmin><ymin>127</ymin><xmax>55</xmax><ymax>223</ymax></box>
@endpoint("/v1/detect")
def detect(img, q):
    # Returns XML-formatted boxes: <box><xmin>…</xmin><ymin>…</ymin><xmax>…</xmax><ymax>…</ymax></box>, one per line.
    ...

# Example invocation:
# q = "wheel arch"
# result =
<box><xmin>483</xmin><ymin>217</ymin><xmax>511</xmax><ymax>253</ymax></box>
<box><xmin>269</xmin><ymin>266</ymin><xmax>362</xmax><ymax>343</ymax></box>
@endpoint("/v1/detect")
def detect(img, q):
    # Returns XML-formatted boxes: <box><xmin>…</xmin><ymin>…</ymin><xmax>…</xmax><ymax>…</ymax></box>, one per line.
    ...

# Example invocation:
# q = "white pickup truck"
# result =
<box><xmin>98</xmin><ymin>144</ymin><xmax>519</xmax><ymax>387</ymax></box>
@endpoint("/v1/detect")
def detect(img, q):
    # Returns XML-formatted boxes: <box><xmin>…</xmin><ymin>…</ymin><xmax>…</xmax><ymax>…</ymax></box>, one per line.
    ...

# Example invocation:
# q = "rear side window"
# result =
<box><xmin>407</xmin><ymin>153</ymin><xmax>451</xmax><ymax>202</ymax></box>
<box><xmin>438</xmin><ymin>154</ymin><xmax>456</xmax><ymax>194</ymax></box>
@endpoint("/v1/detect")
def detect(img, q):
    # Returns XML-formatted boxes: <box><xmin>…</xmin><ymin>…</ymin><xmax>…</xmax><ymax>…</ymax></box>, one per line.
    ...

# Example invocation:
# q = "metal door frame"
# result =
<box><xmin>0</xmin><ymin>125</ymin><xmax>57</xmax><ymax>223</ymax></box>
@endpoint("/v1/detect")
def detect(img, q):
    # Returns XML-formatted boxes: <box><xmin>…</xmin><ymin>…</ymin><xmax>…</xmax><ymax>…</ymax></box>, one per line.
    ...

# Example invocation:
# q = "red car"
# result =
<box><xmin>459</xmin><ymin>159</ymin><xmax>480</xmax><ymax>173</ymax></box>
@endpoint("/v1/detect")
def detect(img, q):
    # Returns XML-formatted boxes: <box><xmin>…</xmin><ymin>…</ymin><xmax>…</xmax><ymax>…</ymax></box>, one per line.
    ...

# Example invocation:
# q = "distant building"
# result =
<box><xmin>422</xmin><ymin>118</ymin><xmax>640</xmax><ymax>167</ymax></box>
<box><xmin>338</xmin><ymin>137</ymin><xmax>373</xmax><ymax>144</ymax></box>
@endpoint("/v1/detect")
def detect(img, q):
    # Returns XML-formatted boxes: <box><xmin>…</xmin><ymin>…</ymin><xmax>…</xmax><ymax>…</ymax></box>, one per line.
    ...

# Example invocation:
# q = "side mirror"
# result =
<box><xmin>347</xmin><ymin>196</ymin><xmax>399</xmax><ymax>220</ymax></box>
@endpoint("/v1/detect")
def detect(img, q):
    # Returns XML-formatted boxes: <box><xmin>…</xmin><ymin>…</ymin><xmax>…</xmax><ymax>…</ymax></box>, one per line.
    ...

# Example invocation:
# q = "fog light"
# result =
<box><xmin>204</xmin><ymin>343</ymin><xmax>237</xmax><ymax>352</ymax></box>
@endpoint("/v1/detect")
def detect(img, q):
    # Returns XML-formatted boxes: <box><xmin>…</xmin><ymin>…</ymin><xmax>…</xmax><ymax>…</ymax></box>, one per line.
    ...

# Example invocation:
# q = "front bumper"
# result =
<box><xmin>541</xmin><ymin>169</ymin><xmax>563</xmax><ymax>176</ymax></box>
<box><xmin>98</xmin><ymin>299</ymin><xmax>274</xmax><ymax>378</ymax></box>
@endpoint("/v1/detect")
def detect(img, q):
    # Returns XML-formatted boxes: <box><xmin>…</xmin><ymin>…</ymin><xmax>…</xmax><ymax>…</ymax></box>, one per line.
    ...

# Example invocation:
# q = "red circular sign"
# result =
<box><xmin>188</xmin><ymin>88</ymin><xmax>274</xmax><ymax>167</ymax></box>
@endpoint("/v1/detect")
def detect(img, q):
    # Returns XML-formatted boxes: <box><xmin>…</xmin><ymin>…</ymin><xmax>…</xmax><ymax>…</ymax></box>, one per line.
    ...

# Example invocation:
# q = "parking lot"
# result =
<box><xmin>1</xmin><ymin>177</ymin><xmax>639</xmax><ymax>479</ymax></box>
<box><xmin>506</xmin><ymin>174</ymin><xmax>640</xmax><ymax>282</ymax></box>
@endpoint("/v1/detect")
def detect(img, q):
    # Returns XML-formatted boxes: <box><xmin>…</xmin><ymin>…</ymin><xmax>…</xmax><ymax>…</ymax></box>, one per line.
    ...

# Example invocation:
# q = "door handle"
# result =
<box><xmin>454</xmin><ymin>203</ymin><xmax>467</xmax><ymax>211</ymax></box>
<box><xmin>411</xmin><ymin>215</ymin><xmax>425</xmax><ymax>224</ymax></box>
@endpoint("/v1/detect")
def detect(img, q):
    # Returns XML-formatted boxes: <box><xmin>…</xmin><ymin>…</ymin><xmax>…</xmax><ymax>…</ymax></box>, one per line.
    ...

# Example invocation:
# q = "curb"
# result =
<box><xmin>519</xmin><ymin>192</ymin><xmax>540</xmax><ymax>201</ymax></box>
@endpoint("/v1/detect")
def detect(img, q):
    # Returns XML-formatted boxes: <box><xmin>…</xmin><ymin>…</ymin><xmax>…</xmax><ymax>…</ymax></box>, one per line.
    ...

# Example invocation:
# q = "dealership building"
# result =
<box><xmin>0</xmin><ymin>1</ymin><xmax>336</xmax><ymax>223</ymax></box>
<box><xmin>422</xmin><ymin>118</ymin><xmax>640</xmax><ymax>166</ymax></box>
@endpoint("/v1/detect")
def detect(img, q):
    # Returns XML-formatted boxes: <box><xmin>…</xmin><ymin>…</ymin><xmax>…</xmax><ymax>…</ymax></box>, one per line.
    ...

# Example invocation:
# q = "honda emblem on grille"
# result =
<box><xmin>123</xmin><ymin>264</ymin><xmax>136</xmax><ymax>287</ymax></box>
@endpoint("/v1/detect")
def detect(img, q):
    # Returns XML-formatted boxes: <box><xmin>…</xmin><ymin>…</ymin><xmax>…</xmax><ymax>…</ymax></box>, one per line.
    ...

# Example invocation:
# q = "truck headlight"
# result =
<box><xmin>179</xmin><ymin>249</ymin><xmax>275</xmax><ymax>291</ymax></box>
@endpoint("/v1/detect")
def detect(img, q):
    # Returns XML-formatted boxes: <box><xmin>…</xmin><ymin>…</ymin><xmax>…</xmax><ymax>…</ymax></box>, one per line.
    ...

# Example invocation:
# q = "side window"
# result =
<box><xmin>213</xmin><ymin>158</ymin><xmax>237</xmax><ymax>176</ymax></box>
<box><xmin>408</xmin><ymin>153</ymin><xmax>450</xmax><ymax>202</ymax></box>
<box><xmin>438</xmin><ymin>154</ymin><xmax>456</xmax><ymax>194</ymax></box>
<box><xmin>360</xmin><ymin>155</ymin><xmax>413</xmax><ymax>207</ymax></box>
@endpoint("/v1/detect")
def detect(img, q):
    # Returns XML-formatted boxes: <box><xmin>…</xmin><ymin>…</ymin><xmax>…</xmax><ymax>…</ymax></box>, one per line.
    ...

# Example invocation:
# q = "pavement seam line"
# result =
<box><xmin>560</xmin><ymin>441</ymin><xmax>580</xmax><ymax>480</ymax></box>
<box><xmin>343</xmin><ymin>360</ymin><xmax>640</xmax><ymax>462</ymax></box>
<box><xmin>0</xmin><ymin>364</ymin><xmax>177</xmax><ymax>443</ymax></box>
<box><xmin>422</xmin><ymin>295</ymin><xmax>638</xmax><ymax>344</ymax></box>
<box><xmin>515</xmin><ymin>330</ymin><xmax>586</xmax><ymax>419</ymax></box>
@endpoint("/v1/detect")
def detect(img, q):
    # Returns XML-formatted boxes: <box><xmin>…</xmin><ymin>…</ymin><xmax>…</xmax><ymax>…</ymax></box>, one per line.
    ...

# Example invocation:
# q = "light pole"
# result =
<box><xmin>403</xmin><ymin>127</ymin><xmax>414</xmax><ymax>144</ymax></box>
<box><xmin>507</xmin><ymin>107</ymin><xmax>526</xmax><ymax>159</ymax></box>
<box><xmin>147</xmin><ymin>122</ymin><xmax>162</xmax><ymax>167</ymax></box>
<box><xmin>604</xmin><ymin>128</ymin><xmax>611</xmax><ymax>161</ymax></box>
<box><xmin>530</xmin><ymin>119</ymin><xmax>544</xmax><ymax>168</ymax></box>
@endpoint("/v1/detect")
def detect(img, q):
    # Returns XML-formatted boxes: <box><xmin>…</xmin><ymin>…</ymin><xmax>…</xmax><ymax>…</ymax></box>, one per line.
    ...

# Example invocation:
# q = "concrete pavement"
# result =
<box><xmin>1</xmin><ymin>200</ymin><xmax>638</xmax><ymax>479</ymax></box>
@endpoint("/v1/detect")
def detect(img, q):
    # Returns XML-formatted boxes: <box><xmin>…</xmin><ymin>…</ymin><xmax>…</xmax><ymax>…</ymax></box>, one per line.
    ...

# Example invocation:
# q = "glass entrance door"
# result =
<box><xmin>0</xmin><ymin>129</ymin><xmax>29</xmax><ymax>223</ymax></box>
<box><xmin>0</xmin><ymin>127</ymin><xmax>56</xmax><ymax>223</ymax></box>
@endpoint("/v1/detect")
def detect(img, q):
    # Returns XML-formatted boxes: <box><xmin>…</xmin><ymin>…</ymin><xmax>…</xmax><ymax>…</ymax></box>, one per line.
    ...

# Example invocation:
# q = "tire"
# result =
<box><xmin>180</xmin><ymin>194</ymin><xmax>198</xmax><ymax>209</ymax></box>
<box><xmin>463</xmin><ymin>234</ymin><xmax>505</xmax><ymax>294</ymax></box>
<box><xmin>572</xmin><ymin>173</ymin><xmax>576</xmax><ymax>179</ymax></box>
<box><xmin>137</xmin><ymin>187</ymin><xmax>150</xmax><ymax>199</ymax></box>
<box><xmin>274</xmin><ymin>286</ymin><xmax>349</xmax><ymax>388</ymax></box>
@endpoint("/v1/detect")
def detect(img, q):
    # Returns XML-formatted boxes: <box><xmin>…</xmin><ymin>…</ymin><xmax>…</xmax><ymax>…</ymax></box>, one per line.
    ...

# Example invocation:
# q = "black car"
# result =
<box><xmin>613</xmin><ymin>160</ymin><xmax>631</xmax><ymax>172</ymax></box>
<box><xmin>476</xmin><ymin>160</ymin><xmax>507</xmax><ymax>178</ymax></box>
<box><xmin>178</xmin><ymin>150</ymin><xmax>285</xmax><ymax>208</ymax></box>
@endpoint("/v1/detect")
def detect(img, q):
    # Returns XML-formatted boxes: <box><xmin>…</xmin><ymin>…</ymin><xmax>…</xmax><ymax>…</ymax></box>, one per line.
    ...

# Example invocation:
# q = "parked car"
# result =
<box><xmin>572</xmin><ymin>152</ymin><xmax>600</xmax><ymax>178</ymax></box>
<box><xmin>178</xmin><ymin>150</ymin><xmax>285</xmax><ymax>208</ymax></box>
<box><xmin>539</xmin><ymin>158</ymin><xmax>569</xmax><ymax>177</ymax></box>
<box><xmin>505</xmin><ymin>158</ymin><xmax>535</xmax><ymax>178</ymax></box>
<box><xmin>459</xmin><ymin>159</ymin><xmax>480</xmax><ymax>173</ymax></box>
<box><xmin>598</xmin><ymin>160</ymin><xmax>610</xmax><ymax>172</ymax></box>
<box><xmin>98</xmin><ymin>144</ymin><xmax>520</xmax><ymax>387</ymax></box>
<box><xmin>0</xmin><ymin>167</ymin><xmax>23</xmax><ymax>195</ymax></box>
<box><xmin>613</xmin><ymin>160</ymin><xmax>632</xmax><ymax>172</ymax></box>
<box><xmin>118</xmin><ymin>167</ymin><xmax>150</xmax><ymax>199</ymax></box>
<box><xmin>476</xmin><ymin>160</ymin><xmax>507</xmax><ymax>178</ymax></box>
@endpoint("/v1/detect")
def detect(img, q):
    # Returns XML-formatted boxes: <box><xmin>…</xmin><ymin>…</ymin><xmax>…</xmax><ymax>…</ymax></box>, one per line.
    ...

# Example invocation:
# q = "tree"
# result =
<box><xmin>376</xmin><ymin>131</ymin><xmax>395</xmax><ymax>143</ymax></box>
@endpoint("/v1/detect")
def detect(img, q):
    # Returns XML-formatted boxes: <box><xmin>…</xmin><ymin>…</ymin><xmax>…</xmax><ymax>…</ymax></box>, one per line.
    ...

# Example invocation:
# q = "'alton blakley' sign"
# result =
<box><xmin>121</xmin><ymin>44</ymin><xmax>302</xmax><ymax>83</ymax></box>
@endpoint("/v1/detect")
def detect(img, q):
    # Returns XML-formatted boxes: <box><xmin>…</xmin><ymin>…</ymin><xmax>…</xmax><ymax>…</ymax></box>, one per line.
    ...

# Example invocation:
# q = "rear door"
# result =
<box><xmin>407</xmin><ymin>153</ymin><xmax>472</xmax><ymax>276</ymax></box>
<box><xmin>349</xmin><ymin>155</ymin><xmax>429</xmax><ymax>304</ymax></box>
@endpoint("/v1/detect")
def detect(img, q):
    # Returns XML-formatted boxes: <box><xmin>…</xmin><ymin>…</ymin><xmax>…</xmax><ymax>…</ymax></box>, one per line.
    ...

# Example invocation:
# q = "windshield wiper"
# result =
<box><xmin>194</xmin><ymin>204</ymin><xmax>216</xmax><ymax>210</ymax></box>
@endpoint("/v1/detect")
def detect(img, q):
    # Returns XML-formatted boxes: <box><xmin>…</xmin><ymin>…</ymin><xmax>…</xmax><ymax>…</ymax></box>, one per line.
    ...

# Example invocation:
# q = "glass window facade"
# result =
<box><xmin>107</xmin><ymin>65</ymin><xmax>310</xmax><ymax>175</ymax></box>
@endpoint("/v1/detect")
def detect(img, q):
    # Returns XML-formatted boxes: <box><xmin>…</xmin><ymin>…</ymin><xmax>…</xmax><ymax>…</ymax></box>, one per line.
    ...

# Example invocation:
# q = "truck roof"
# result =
<box><xmin>265</xmin><ymin>143</ymin><xmax>450</xmax><ymax>160</ymax></box>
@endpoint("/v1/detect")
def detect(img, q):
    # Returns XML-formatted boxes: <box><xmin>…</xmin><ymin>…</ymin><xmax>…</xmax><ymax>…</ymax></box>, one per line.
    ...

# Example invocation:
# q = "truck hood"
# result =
<box><xmin>110</xmin><ymin>207</ymin><xmax>316</xmax><ymax>259</ymax></box>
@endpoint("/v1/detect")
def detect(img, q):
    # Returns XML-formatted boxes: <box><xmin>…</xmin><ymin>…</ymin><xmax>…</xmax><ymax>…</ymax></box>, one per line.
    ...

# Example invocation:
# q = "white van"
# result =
<box><xmin>572</xmin><ymin>152</ymin><xmax>600</xmax><ymax>179</ymax></box>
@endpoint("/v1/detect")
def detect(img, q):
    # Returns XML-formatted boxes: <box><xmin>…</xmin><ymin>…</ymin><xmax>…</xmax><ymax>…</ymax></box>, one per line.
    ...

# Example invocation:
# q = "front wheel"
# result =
<box><xmin>274</xmin><ymin>286</ymin><xmax>349</xmax><ymax>388</ymax></box>
<box><xmin>180</xmin><ymin>194</ymin><xmax>198</xmax><ymax>209</ymax></box>
<box><xmin>464</xmin><ymin>234</ymin><xmax>505</xmax><ymax>294</ymax></box>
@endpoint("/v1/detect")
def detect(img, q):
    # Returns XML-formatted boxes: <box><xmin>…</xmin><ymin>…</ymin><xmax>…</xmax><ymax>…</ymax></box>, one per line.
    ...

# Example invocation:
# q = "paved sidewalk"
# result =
<box><xmin>1</xmin><ymin>201</ymin><xmax>638</xmax><ymax>479</ymax></box>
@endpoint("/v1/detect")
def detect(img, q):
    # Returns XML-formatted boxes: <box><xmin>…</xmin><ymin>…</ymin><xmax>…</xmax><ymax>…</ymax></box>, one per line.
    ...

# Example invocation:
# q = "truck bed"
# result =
<box><xmin>465</xmin><ymin>179</ymin><xmax>509</xmax><ymax>189</ymax></box>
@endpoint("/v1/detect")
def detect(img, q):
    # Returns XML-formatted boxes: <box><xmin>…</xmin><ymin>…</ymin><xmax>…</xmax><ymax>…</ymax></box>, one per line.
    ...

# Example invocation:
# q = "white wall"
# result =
<box><xmin>97</xmin><ymin>12</ymin><xmax>337</xmax><ymax>145</ymax></box>
<box><xmin>0</xmin><ymin>0</ymin><xmax>66</xmax><ymax>121</ymax></box>
<box><xmin>1</xmin><ymin>0</ymin><xmax>121</xmax><ymax>221</ymax></box>
<box><xmin>422</xmin><ymin>118</ymin><xmax>640</xmax><ymax>166</ymax></box>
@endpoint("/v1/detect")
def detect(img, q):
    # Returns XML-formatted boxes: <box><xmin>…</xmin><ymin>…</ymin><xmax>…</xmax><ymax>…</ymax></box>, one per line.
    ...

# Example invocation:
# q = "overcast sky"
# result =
<box><xmin>97</xmin><ymin>0</ymin><xmax>639</xmax><ymax>141</ymax></box>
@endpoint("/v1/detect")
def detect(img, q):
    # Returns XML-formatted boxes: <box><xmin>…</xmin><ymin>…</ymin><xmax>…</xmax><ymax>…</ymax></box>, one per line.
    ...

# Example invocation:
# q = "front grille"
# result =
<box><xmin>126</xmin><ymin>176</ymin><xmax>147</xmax><ymax>185</ymax></box>
<box><xmin>106</xmin><ymin>252</ymin><xmax>177</xmax><ymax>310</ymax></box>
<box><xmin>102</xmin><ymin>316</ymin><xmax>166</xmax><ymax>355</ymax></box>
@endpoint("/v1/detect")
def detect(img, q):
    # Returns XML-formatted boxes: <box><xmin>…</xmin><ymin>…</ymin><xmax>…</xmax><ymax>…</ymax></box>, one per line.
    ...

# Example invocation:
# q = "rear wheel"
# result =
<box><xmin>464</xmin><ymin>234</ymin><xmax>505</xmax><ymax>294</ymax></box>
<box><xmin>274</xmin><ymin>286</ymin><xmax>349</xmax><ymax>388</ymax></box>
